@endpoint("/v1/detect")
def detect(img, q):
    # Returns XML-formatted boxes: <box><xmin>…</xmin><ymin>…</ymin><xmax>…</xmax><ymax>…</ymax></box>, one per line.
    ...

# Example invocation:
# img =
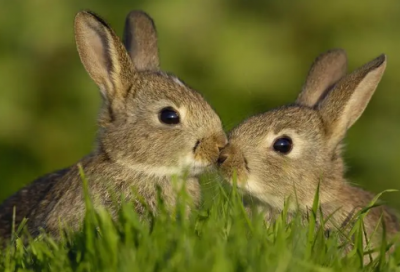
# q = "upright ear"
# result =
<box><xmin>74</xmin><ymin>11</ymin><xmax>134</xmax><ymax>104</ymax></box>
<box><xmin>317</xmin><ymin>54</ymin><xmax>387</xmax><ymax>150</ymax></box>
<box><xmin>296</xmin><ymin>49</ymin><xmax>347</xmax><ymax>107</ymax></box>
<box><xmin>123</xmin><ymin>10</ymin><xmax>159</xmax><ymax>71</ymax></box>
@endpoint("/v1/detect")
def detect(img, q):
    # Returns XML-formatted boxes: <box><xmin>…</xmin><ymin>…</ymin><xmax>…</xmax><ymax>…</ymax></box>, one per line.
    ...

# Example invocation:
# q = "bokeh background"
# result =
<box><xmin>1</xmin><ymin>0</ymin><xmax>400</xmax><ymax>208</ymax></box>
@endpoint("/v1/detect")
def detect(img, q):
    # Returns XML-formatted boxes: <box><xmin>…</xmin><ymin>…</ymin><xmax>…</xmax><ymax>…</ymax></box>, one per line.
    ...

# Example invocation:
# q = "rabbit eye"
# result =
<box><xmin>159</xmin><ymin>107</ymin><xmax>180</xmax><ymax>125</ymax></box>
<box><xmin>273</xmin><ymin>137</ymin><xmax>293</xmax><ymax>154</ymax></box>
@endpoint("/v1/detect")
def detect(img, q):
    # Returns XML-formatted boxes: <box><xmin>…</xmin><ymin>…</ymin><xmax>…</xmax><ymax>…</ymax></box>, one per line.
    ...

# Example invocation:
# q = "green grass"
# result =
<box><xmin>1</xmin><ymin>174</ymin><xmax>400</xmax><ymax>272</ymax></box>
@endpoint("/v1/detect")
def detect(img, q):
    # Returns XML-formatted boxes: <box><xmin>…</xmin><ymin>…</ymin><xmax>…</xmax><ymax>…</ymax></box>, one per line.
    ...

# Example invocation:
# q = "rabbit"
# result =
<box><xmin>0</xmin><ymin>10</ymin><xmax>227</xmax><ymax>240</ymax></box>
<box><xmin>217</xmin><ymin>49</ymin><xmax>399</xmax><ymax>255</ymax></box>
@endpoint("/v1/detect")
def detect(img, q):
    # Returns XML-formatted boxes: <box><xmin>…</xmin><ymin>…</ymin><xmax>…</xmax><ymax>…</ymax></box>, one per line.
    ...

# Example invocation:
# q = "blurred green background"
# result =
<box><xmin>1</xmin><ymin>0</ymin><xmax>400</xmax><ymax>208</ymax></box>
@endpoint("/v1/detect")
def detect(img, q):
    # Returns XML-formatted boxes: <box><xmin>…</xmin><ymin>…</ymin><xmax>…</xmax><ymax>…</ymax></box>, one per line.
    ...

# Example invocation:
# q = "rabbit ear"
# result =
<box><xmin>296</xmin><ymin>49</ymin><xmax>347</xmax><ymax>107</ymax></box>
<box><xmin>317</xmin><ymin>54</ymin><xmax>386</xmax><ymax>150</ymax></box>
<box><xmin>123</xmin><ymin>11</ymin><xmax>159</xmax><ymax>71</ymax></box>
<box><xmin>74</xmin><ymin>11</ymin><xmax>134</xmax><ymax>102</ymax></box>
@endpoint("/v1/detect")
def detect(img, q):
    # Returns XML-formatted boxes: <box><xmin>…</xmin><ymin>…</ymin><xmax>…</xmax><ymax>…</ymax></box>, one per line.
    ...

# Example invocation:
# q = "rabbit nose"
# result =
<box><xmin>217</xmin><ymin>147</ymin><xmax>230</xmax><ymax>165</ymax></box>
<box><xmin>217</xmin><ymin>154</ymin><xmax>228</xmax><ymax>165</ymax></box>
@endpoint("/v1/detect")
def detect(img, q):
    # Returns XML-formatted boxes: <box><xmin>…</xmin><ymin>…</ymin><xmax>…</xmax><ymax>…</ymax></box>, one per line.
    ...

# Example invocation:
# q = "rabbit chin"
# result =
<box><xmin>183</xmin><ymin>154</ymin><xmax>213</xmax><ymax>177</ymax></box>
<box><xmin>232</xmin><ymin>177</ymin><xmax>297</xmax><ymax>212</ymax></box>
<box><xmin>115</xmin><ymin>153</ymin><xmax>211</xmax><ymax>179</ymax></box>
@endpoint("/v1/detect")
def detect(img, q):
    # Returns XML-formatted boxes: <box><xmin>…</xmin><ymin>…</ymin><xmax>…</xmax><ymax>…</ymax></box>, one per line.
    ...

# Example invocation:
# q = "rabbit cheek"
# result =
<box><xmin>243</xmin><ymin>178</ymin><xmax>288</xmax><ymax>209</ymax></box>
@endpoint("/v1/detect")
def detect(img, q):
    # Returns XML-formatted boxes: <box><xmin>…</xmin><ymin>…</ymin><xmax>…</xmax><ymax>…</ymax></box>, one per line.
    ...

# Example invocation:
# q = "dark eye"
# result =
<box><xmin>273</xmin><ymin>137</ymin><xmax>293</xmax><ymax>154</ymax></box>
<box><xmin>159</xmin><ymin>107</ymin><xmax>180</xmax><ymax>125</ymax></box>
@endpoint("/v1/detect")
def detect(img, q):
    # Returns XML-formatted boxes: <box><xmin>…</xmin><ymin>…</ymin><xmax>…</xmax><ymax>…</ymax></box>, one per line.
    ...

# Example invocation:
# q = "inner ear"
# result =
<box><xmin>74</xmin><ymin>10</ymin><xmax>138</xmax><ymax>131</ymax></box>
<box><xmin>317</xmin><ymin>54</ymin><xmax>386</xmax><ymax>150</ymax></box>
<box><xmin>75</xmin><ymin>10</ymin><xmax>135</xmax><ymax>117</ymax></box>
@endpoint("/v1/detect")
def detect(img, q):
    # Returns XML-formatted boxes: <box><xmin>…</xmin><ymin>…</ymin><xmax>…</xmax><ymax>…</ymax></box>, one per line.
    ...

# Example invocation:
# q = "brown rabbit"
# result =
<box><xmin>218</xmin><ymin>49</ymin><xmax>399</xmax><ymax>253</ymax></box>
<box><xmin>0</xmin><ymin>10</ymin><xmax>227</xmax><ymax>239</ymax></box>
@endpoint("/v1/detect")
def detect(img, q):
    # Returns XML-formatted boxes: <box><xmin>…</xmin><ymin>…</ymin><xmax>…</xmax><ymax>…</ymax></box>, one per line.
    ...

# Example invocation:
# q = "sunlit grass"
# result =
<box><xmin>0</xmin><ymin>172</ymin><xmax>399</xmax><ymax>272</ymax></box>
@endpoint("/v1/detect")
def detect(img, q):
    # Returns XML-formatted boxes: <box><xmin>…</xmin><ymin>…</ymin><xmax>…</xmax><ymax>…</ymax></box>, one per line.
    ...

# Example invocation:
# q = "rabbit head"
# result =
<box><xmin>218</xmin><ymin>49</ymin><xmax>387</xmax><ymax>212</ymax></box>
<box><xmin>75</xmin><ymin>11</ymin><xmax>227</xmax><ymax>179</ymax></box>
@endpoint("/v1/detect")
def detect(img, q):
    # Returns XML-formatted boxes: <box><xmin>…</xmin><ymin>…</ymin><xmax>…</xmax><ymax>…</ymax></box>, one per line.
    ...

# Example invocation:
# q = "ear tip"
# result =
<box><xmin>317</xmin><ymin>48</ymin><xmax>348</xmax><ymax>66</ymax></box>
<box><xmin>74</xmin><ymin>10</ymin><xmax>111</xmax><ymax>34</ymax></box>
<box><xmin>125</xmin><ymin>10</ymin><xmax>155</xmax><ymax>25</ymax></box>
<box><xmin>327</xmin><ymin>48</ymin><xmax>347</xmax><ymax>61</ymax></box>
<box><xmin>370</xmin><ymin>53</ymin><xmax>387</xmax><ymax>70</ymax></box>
<box><xmin>378</xmin><ymin>53</ymin><xmax>387</xmax><ymax>63</ymax></box>
<box><xmin>74</xmin><ymin>10</ymin><xmax>100</xmax><ymax>28</ymax></box>
<box><xmin>126</xmin><ymin>10</ymin><xmax>151</xmax><ymax>19</ymax></box>
<box><xmin>75</xmin><ymin>10</ymin><xmax>96</xmax><ymax>22</ymax></box>
<box><xmin>328</xmin><ymin>48</ymin><xmax>347</xmax><ymax>56</ymax></box>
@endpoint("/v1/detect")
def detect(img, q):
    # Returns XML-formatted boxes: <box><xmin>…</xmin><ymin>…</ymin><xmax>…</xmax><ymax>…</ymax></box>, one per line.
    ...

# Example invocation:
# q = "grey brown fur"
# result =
<box><xmin>218</xmin><ymin>49</ymin><xmax>399</xmax><ymax>253</ymax></box>
<box><xmin>0</xmin><ymin>10</ymin><xmax>226</xmax><ymax>240</ymax></box>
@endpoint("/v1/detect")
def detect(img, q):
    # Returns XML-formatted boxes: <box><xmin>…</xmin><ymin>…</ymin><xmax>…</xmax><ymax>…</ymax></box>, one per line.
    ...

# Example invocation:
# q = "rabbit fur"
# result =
<box><xmin>0</xmin><ymin>10</ymin><xmax>227</xmax><ymax>239</ymax></box>
<box><xmin>218</xmin><ymin>49</ymin><xmax>399</xmax><ymax>251</ymax></box>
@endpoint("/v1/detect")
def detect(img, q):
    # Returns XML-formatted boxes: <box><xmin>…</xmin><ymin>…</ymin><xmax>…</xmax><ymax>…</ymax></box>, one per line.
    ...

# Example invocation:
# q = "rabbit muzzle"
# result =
<box><xmin>217</xmin><ymin>143</ymin><xmax>249</xmax><ymax>184</ymax></box>
<box><xmin>191</xmin><ymin>132</ymin><xmax>227</xmax><ymax>174</ymax></box>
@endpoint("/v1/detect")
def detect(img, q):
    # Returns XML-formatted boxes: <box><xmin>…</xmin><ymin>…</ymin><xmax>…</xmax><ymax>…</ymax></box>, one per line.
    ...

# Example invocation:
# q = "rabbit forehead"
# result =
<box><xmin>229</xmin><ymin>106</ymin><xmax>323</xmax><ymax>144</ymax></box>
<box><xmin>132</xmin><ymin>72</ymin><xmax>220</xmax><ymax>127</ymax></box>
